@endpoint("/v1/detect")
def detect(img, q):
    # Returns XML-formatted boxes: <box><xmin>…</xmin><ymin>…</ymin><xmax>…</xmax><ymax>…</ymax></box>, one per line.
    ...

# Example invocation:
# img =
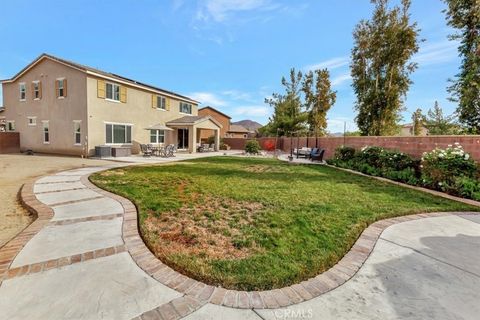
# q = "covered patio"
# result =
<box><xmin>166</xmin><ymin>115</ymin><xmax>223</xmax><ymax>153</ymax></box>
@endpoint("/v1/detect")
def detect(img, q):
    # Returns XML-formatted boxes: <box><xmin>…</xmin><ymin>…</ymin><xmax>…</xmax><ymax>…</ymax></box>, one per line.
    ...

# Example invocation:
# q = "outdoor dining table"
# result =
<box><xmin>149</xmin><ymin>145</ymin><xmax>165</xmax><ymax>157</ymax></box>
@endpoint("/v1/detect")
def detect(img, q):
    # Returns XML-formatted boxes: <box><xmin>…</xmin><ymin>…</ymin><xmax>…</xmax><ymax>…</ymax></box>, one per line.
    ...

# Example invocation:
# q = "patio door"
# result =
<box><xmin>177</xmin><ymin>128</ymin><xmax>189</xmax><ymax>150</ymax></box>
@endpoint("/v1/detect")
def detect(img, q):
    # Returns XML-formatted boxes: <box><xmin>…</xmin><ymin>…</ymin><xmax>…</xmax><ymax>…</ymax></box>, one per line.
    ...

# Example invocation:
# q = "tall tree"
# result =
<box><xmin>302</xmin><ymin>69</ymin><xmax>337</xmax><ymax>138</ymax></box>
<box><xmin>443</xmin><ymin>0</ymin><xmax>480</xmax><ymax>133</ymax></box>
<box><xmin>425</xmin><ymin>101</ymin><xmax>459</xmax><ymax>135</ymax></box>
<box><xmin>411</xmin><ymin>108</ymin><xmax>424</xmax><ymax>136</ymax></box>
<box><xmin>351</xmin><ymin>0</ymin><xmax>420</xmax><ymax>136</ymax></box>
<box><xmin>264</xmin><ymin>68</ymin><xmax>307</xmax><ymax>136</ymax></box>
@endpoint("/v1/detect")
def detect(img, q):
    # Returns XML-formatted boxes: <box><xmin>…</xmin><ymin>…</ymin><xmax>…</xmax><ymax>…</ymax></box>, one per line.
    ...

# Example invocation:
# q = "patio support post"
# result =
<box><xmin>189</xmin><ymin>126</ymin><xmax>197</xmax><ymax>153</ymax></box>
<box><xmin>215</xmin><ymin>128</ymin><xmax>220</xmax><ymax>151</ymax></box>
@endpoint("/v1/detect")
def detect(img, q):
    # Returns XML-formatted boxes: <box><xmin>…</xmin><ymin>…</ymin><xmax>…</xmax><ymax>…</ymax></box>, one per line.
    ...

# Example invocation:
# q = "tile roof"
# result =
<box><xmin>2</xmin><ymin>53</ymin><xmax>198</xmax><ymax>104</ymax></box>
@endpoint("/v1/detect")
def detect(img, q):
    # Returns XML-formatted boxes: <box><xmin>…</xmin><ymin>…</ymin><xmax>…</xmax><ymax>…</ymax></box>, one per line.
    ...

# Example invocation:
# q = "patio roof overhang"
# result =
<box><xmin>166</xmin><ymin>115</ymin><xmax>223</xmax><ymax>129</ymax></box>
<box><xmin>144</xmin><ymin>123</ymin><xmax>174</xmax><ymax>131</ymax></box>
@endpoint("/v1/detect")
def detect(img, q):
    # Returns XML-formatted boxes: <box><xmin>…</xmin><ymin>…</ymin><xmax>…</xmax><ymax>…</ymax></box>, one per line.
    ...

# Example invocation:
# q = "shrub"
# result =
<box><xmin>334</xmin><ymin>146</ymin><xmax>356</xmax><ymax>161</ymax></box>
<box><xmin>206</xmin><ymin>136</ymin><xmax>215</xmax><ymax>145</ymax></box>
<box><xmin>454</xmin><ymin>177</ymin><xmax>480</xmax><ymax>201</ymax></box>
<box><xmin>245</xmin><ymin>140</ymin><xmax>261</xmax><ymax>154</ymax></box>
<box><xmin>421</xmin><ymin>143</ymin><xmax>477</xmax><ymax>191</ymax></box>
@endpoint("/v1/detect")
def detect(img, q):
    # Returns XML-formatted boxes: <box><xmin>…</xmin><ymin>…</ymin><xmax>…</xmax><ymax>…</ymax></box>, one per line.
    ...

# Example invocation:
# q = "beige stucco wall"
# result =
<box><xmin>85</xmin><ymin>76</ymin><xmax>198</xmax><ymax>155</ymax></box>
<box><xmin>1</xmin><ymin>59</ymin><xmax>88</xmax><ymax>155</ymax></box>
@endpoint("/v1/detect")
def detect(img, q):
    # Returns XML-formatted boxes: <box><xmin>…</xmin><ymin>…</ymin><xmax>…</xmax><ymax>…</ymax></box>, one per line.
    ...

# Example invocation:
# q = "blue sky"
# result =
<box><xmin>0</xmin><ymin>0</ymin><xmax>460</xmax><ymax>132</ymax></box>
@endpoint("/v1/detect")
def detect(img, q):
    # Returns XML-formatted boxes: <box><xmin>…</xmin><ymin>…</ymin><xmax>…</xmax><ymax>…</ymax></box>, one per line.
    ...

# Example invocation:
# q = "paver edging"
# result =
<box><xmin>83</xmin><ymin>167</ymin><xmax>480</xmax><ymax>311</ymax></box>
<box><xmin>0</xmin><ymin>177</ymin><xmax>54</xmax><ymax>286</ymax></box>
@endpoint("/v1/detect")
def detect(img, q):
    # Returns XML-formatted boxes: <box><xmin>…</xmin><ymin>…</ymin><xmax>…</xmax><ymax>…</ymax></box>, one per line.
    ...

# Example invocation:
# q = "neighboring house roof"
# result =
<box><xmin>0</xmin><ymin>107</ymin><xmax>4</xmax><ymax>113</ymax></box>
<box><xmin>166</xmin><ymin>115</ymin><xmax>223</xmax><ymax>128</ymax></box>
<box><xmin>198</xmin><ymin>106</ymin><xmax>232</xmax><ymax>119</ymax></box>
<box><xmin>228</xmin><ymin>124</ymin><xmax>249</xmax><ymax>133</ymax></box>
<box><xmin>1</xmin><ymin>53</ymin><xmax>198</xmax><ymax>104</ymax></box>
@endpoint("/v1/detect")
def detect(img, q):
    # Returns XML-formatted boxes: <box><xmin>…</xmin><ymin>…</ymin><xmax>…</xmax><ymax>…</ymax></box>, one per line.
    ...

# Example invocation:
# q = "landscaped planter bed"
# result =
<box><xmin>90</xmin><ymin>157</ymin><xmax>479</xmax><ymax>290</ymax></box>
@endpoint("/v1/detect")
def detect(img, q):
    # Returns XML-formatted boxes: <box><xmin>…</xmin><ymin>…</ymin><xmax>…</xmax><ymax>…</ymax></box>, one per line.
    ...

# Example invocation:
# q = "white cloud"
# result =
<box><xmin>331</xmin><ymin>73</ymin><xmax>352</xmax><ymax>86</ymax></box>
<box><xmin>304</xmin><ymin>57</ymin><xmax>349</xmax><ymax>72</ymax></box>
<box><xmin>327</xmin><ymin>117</ymin><xmax>357</xmax><ymax>134</ymax></box>
<box><xmin>413</xmin><ymin>40</ymin><xmax>459</xmax><ymax>66</ymax></box>
<box><xmin>196</xmin><ymin>0</ymin><xmax>277</xmax><ymax>22</ymax></box>
<box><xmin>233</xmin><ymin>105</ymin><xmax>270</xmax><ymax>117</ymax></box>
<box><xmin>188</xmin><ymin>92</ymin><xmax>227</xmax><ymax>106</ymax></box>
<box><xmin>222</xmin><ymin>89</ymin><xmax>253</xmax><ymax>101</ymax></box>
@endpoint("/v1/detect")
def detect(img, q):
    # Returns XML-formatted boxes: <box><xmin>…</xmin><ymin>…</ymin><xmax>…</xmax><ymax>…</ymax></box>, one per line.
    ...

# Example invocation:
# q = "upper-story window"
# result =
<box><xmin>56</xmin><ymin>78</ymin><xmax>67</xmax><ymax>98</ymax></box>
<box><xmin>179</xmin><ymin>102</ymin><xmax>192</xmax><ymax>114</ymax></box>
<box><xmin>19</xmin><ymin>83</ymin><xmax>26</xmax><ymax>101</ymax></box>
<box><xmin>106</xmin><ymin>83</ymin><xmax>120</xmax><ymax>101</ymax></box>
<box><xmin>156</xmin><ymin>95</ymin><xmax>166</xmax><ymax>110</ymax></box>
<box><xmin>32</xmin><ymin>81</ymin><xmax>42</xmax><ymax>100</ymax></box>
<box><xmin>27</xmin><ymin>117</ymin><xmax>37</xmax><ymax>126</ymax></box>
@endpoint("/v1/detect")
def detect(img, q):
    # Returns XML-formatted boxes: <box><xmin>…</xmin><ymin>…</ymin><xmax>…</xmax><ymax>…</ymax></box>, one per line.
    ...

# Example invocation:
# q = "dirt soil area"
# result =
<box><xmin>0</xmin><ymin>153</ymin><xmax>112</xmax><ymax>248</ymax></box>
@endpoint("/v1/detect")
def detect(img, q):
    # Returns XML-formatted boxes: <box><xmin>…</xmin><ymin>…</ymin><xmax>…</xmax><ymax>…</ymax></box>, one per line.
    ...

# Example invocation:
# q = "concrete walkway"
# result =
<box><xmin>0</xmin><ymin>164</ymin><xmax>479</xmax><ymax>319</ymax></box>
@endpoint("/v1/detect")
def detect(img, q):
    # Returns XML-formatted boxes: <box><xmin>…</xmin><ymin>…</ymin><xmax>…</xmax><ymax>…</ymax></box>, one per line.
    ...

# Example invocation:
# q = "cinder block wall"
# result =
<box><xmin>225</xmin><ymin>136</ymin><xmax>480</xmax><ymax>161</ymax></box>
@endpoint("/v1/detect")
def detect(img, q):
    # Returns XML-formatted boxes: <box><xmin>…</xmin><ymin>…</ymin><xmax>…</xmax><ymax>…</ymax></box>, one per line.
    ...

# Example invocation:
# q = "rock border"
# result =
<box><xmin>83</xmin><ymin>169</ymin><xmax>480</xmax><ymax>311</ymax></box>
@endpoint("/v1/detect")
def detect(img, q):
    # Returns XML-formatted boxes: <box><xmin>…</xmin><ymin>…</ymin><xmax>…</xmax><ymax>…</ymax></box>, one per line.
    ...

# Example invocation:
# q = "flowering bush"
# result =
<box><xmin>421</xmin><ymin>143</ymin><xmax>477</xmax><ymax>192</ymax></box>
<box><xmin>328</xmin><ymin>142</ymin><xmax>480</xmax><ymax>201</ymax></box>
<box><xmin>328</xmin><ymin>146</ymin><xmax>420</xmax><ymax>184</ymax></box>
<box><xmin>334</xmin><ymin>146</ymin><xmax>356</xmax><ymax>161</ymax></box>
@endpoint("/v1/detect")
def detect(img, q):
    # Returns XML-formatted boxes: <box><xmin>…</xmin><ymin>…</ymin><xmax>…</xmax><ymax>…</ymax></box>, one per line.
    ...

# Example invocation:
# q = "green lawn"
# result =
<box><xmin>90</xmin><ymin>157</ymin><xmax>478</xmax><ymax>290</ymax></box>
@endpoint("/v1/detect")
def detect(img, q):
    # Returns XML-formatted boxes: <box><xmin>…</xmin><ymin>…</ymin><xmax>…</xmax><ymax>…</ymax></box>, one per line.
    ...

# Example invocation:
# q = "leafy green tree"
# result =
<box><xmin>443</xmin><ymin>0</ymin><xmax>480</xmax><ymax>133</ymax></box>
<box><xmin>302</xmin><ymin>69</ymin><xmax>337</xmax><ymax>137</ymax></box>
<box><xmin>264</xmin><ymin>69</ymin><xmax>308</xmax><ymax>136</ymax></box>
<box><xmin>425</xmin><ymin>101</ymin><xmax>459</xmax><ymax>135</ymax></box>
<box><xmin>351</xmin><ymin>0</ymin><xmax>420</xmax><ymax>136</ymax></box>
<box><xmin>411</xmin><ymin>108</ymin><xmax>425</xmax><ymax>136</ymax></box>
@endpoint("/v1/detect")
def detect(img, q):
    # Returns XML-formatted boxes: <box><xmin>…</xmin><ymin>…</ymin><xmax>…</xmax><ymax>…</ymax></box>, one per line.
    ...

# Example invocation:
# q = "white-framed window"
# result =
<box><xmin>42</xmin><ymin>121</ymin><xmax>50</xmax><ymax>144</ymax></box>
<box><xmin>179</xmin><ymin>102</ymin><xmax>192</xmax><ymax>114</ymax></box>
<box><xmin>19</xmin><ymin>83</ymin><xmax>26</xmax><ymax>101</ymax></box>
<box><xmin>57</xmin><ymin>78</ymin><xmax>66</xmax><ymax>98</ymax></box>
<box><xmin>105</xmin><ymin>123</ymin><xmax>132</xmax><ymax>144</ymax></box>
<box><xmin>156</xmin><ymin>95</ymin><xmax>166</xmax><ymax>110</ymax></box>
<box><xmin>150</xmin><ymin>129</ymin><xmax>165</xmax><ymax>144</ymax></box>
<box><xmin>7</xmin><ymin>121</ymin><xmax>15</xmax><ymax>131</ymax></box>
<box><xmin>32</xmin><ymin>81</ymin><xmax>41</xmax><ymax>100</ymax></box>
<box><xmin>27</xmin><ymin>117</ymin><xmax>37</xmax><ymax>126</ymax></box>
<box><xmin>73</xmin><ymin>121</ymin><xmax>81</xmax><ymax>145</ymax></box>
<box><xmin>106</xmin><ymin>83</ymin><xmax>120</xmax><ymax>101</ymax></box>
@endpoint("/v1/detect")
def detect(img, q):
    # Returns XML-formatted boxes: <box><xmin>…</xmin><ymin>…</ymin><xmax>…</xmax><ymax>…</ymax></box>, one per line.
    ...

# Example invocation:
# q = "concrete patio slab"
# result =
<box><xmin>35</xmin><ymin>188</ymin><xmax>102</xmax><ymax>206</ymax></box>
<box><xmin>33</xmin><ymin>181</ymin><xmax>86</xmax><ymax>193</ymax></box>
<box><xmin>36</xmin><ymin>175</ymin><xmax>82</xmax><ymax>183</ymax></box>
<box><xmin>459</xmin><ymin>214</ymin><xmax>480</xmax><ymax>224</ymax></box>
<box><xmin>0</xmin><ymin>253</ymin><xmax>182</xmax><ymax>320</ymax></box>
<box><xmin>183</xmin><ymin>303</ymin><xmax>262</xmax><ymax>320</ymax></box>
<box><xmin>255</xmin><ymin>236</ymin><xmax>480</xmax><ymax>320</ymax></box>
<box><xmin>11</xmin><ymin>218</ymin><xmax>123</xmax><ymax>267</ymax></box>
<box><xmin>51</xmin><ymin>197</ymin><xmax>124</xmax><ymax>221</ymax></box>
<box><xmin>55</xmin><ymin>167</ymin><xmax>111</xmax><ymax>176</ymax></box>
<box><xmin>380</xmin><ymin>215</ymin><xmax>480</xmax><ymax>276</ymax></box>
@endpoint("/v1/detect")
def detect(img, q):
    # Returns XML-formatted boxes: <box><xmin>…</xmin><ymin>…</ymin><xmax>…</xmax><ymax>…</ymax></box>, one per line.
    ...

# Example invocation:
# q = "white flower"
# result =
<box><xmin>454</xmin><ymin>142</ymin><xmax>460</xmax><ymax>145</ymax></box>
<box><xmin>438</xmin><ymin>182</ymin><xmax>443</xmax><ymax>186</ymax></box>
<box><xmin>465</xmin><ymin>154</ymin><xmax>470</xmax><ymax>160</ymax></box>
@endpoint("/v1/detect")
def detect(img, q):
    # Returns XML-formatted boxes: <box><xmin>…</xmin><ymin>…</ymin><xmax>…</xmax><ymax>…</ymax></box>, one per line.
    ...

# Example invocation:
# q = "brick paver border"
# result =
<box><xmin>4</xmin><ymin>164</ymin><xmax>479</xmax><ymax>318</ymax></box>
<box><xmin>82</xmin><ymin>169</ymin><xmax>480</xmax><ymax>312</ymax></box>
<box><xmin>0</xmin><ymin>178</ymin><xmax>54</xmax><ymax>287</ymax></box>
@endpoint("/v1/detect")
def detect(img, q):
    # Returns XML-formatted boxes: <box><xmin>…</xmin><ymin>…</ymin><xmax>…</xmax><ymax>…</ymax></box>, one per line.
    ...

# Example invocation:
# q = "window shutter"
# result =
<box><xmin>55</xmin><ymin>80</ymin><xmax>59</xmax><ymax>98</ymax></box>
<box><xmin>97</xmin><ymin>80</ymin><xmax>106</xmax><ymax>98</ymax></box>
<box><xmin>166</xmin><ymin>98</ymin><xmax>171</xmax><ymax>111</ymax></box>
<box><xmin>31</xmin><ymin>82</ymin><xmax>35</xmax><ymax>99</ymax></box>
<box><xmin>152</xmin><ymin>94</ymin><xmax>156</xmax><ymax>108</ymax></box>
<box><xmin>63</xmin><ymin>79</ymin><xmax>68</xmax><ymax>97</ymax></box>
<box><xmin>120</xmin><ymin>86</ymin><xmax>127</xmax><ymax>103</ymax></box>
<box><xmin>38</xmin><ymin>81</ymin><xmax>42</xmax><ymax>99</ymax></box>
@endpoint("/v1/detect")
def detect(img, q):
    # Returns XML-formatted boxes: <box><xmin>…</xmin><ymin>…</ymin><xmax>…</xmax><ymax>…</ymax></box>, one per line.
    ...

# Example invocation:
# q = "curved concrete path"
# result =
<box><xmin>0</xmin><ymin>165</ymin><xmax>479</xmax><ymax>320</ymax></box>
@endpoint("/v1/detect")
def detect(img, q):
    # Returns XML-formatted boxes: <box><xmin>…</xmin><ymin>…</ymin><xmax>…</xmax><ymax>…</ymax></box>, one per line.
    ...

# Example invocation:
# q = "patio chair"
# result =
<box><xmin>166</xmin><ymin>144</ymin><xmax>176</xmax><ymax>157</ymax></box>
<box><xmin>308</xmin><ymin>148</ymin><xmax>319</xmax><ymax>159</ymax></box>
<box><xmin>140</xmin><ymin>144</ymin><xmax>153</xmax><ymax>157</ymax></box>
<box><xmin>311</xmin><ymin>148</ymin><xmax>325</xmax><ymax>162</ymax></box>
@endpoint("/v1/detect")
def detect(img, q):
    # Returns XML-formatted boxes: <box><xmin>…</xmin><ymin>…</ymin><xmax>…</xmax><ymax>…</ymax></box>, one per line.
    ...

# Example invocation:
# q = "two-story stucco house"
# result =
<box><xmin>0</xmin><ymin>54</ymin><xmax>222</xmax><ymax>156</ymax></box>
